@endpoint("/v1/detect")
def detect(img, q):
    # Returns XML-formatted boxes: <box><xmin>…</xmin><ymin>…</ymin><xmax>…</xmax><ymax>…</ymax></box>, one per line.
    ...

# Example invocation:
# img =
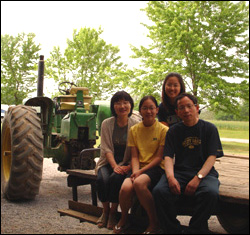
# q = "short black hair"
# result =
<box><xmin>110</xmin><ymin>91</ymin><xmax>134</xmax><ymax>117</ymax></box>
<box><xmin>139</xmin><ymin>95</ymin><xmax>158</xmax><ymax>111</ymax></box>
<box><xmin>174</xmin><ymin>93</ymin><xmax>198</xmax><ymax>109</ymax></box>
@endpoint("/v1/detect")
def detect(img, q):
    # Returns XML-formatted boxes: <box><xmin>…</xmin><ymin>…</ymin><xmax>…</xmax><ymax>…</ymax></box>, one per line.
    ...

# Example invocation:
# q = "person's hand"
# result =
<box><xmin>120</xmin><ymin>165</ymin><xmax>131</xmax><ymax>174</ymax></box>
<box><xmin>168</xmin><ymin>176</ymin><xmax>181</xmax><ymax>195</ymax></box>
<box><xmin>113</xmin><ymin>165</ymin><xmax>125</xmax><ymax>175</ymax></box>
<box><xmin>130</xmin><ymin>170</ymin><xmax>141</xmax><ymax>182</ymax></box>
<box><xmin>184</xmin><ymin>177</ymin><xmax>200</xmax><ymax>196</ymax></box>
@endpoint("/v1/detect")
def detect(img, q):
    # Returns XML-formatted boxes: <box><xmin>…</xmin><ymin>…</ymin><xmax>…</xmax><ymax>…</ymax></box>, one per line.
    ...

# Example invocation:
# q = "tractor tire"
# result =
<box><xmin>1</xmin><ymin>105</ymin><xmax>44</xmax><ymax>201</ymax></box>
<box><xmin>217</xmin><ymin>213</ymin><xmax>249</xmax><ymax>234</ymax></box>
<box><xmin>217</xmin><ymin>202</ymin><xmax>249</xmax><ymax>234</ymax></box>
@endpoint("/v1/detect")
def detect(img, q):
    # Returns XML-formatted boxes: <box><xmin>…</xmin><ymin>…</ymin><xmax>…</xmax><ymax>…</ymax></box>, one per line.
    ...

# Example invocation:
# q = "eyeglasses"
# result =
<box><xmin>141</xmin><ymin>106</ymin><xmax>156</xmax><ymax>111</ymax></box>
<box><xmin>177</xmin><ymin>104</ymin><xmax>196</xmax><ymax>111</ymax></box>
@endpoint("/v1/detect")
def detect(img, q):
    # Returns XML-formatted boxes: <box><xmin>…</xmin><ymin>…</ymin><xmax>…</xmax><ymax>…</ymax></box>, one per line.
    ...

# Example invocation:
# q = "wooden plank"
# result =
<box><xmin>58</xmin><ymin>208</ymin><xmax>99</xmax><ymax>224</ymax></box>
<box><xmin>68</xmin><ymin>200</ymin><xmax>102</xmax><ymax>217</ymax></box>
<box><xmin>66</xmin><ymin>169</ymin><xmax>96</xmax><ymax>180</ymax></box>
<box><xmin>223</xmin><ymin>154</ymin><xmax>249</xmax><ymax>160</ymax></box>
<box><xmin>58</xmin><ymin>201</ymin><xmax>103</xmax><ymax>224</ymax></box>
<box><xmin>215</xmin><ymin>156</ymin><xmax>249</xmax><ymax>205</ymax></box>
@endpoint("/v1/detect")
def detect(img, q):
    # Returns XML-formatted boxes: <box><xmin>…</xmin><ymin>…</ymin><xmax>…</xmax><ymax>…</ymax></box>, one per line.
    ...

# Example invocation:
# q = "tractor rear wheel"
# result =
<box><xmin>217</xmin><ymin>202</ymin><xmax>249</xmax><ymax>234</ymax></box>
<box><xmin>1</xmin><ymin>105</ymin><xmax>44</xmax><ymax>200</ymax></box>
<box><xmin>217</xmin><ymin>212</ymin><xmax>249</xmax><ymax>234</ymax></box>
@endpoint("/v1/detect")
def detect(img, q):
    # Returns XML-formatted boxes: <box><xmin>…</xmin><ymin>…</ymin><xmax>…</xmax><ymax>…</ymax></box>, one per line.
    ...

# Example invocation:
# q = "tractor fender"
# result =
<box><xmin>25</xmin><ymin>97</ymin><xmax>54</xmax><ymax>136</ymax></box>
<box><xmin>25</xmin><ymin>96</ymin><xmax>54</xmax><ymax>111</ymax></box>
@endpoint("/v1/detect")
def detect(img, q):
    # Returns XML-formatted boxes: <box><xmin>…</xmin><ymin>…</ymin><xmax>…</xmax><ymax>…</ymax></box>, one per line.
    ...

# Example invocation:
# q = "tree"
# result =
<box><xmin>46</xmin><ymin>27</ymin><xmax>129</xmax><ymax>100</ymax></box>
<box><xmin>130</xmin><ymin>1</ymin><xmax>249</xmax><ymax>117</ymax></box>
<box><xmin>215</xmin><ymin>99</ymin><xmax>249</xmax><ymax>121</ymax></box>
<box><xmin>1</xmin><ymin>33</ymin><xmax>40</xmax><ymax>105</ymax></box>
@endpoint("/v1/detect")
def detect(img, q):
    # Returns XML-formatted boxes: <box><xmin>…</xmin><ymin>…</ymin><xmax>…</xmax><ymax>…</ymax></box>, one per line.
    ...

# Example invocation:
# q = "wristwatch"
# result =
<box><xmin>197</xmin><ymin>173</ymin><xmax>203</xmax><ymax>180</ymax></box>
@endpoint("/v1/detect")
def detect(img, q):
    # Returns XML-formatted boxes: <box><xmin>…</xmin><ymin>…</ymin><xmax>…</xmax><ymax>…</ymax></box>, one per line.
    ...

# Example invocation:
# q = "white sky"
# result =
<box><xmin>1</xmin><ymin>1</ymin><xmax>152</xmax><ymax>97</ymax></box>
<box><xmin>1</xmin><ymin>1</ymin><xmax>151</xmax><ymax>64</ymax></box>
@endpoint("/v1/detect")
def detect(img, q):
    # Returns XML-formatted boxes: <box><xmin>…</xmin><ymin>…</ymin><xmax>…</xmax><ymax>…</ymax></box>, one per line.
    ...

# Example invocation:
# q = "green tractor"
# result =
<box><xmin>1</xmin><ymin>55</ymin><xmax>112</xmax><ymax>201</ymax></box>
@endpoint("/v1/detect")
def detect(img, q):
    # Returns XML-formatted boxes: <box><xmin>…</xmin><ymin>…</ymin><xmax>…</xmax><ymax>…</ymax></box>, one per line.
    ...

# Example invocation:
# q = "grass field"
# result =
<box><xmin>217</xmin><ymin>129</ymin><xmax>249</xmax><ymax>139</ymax></box>
<box><xmin>209</xmin><ymin>120</ymin><xmax>249</xmax><ymax>131</ymax></box>
<box><xmin>221</xmin><ymin>141</ymin><xmax>249</xmax><ymax>156</ymax></box>
<box><xmin>209</xmin><ymin>120</ymin><xmax>249</xmax><ymax>139</ymax></box>
<box><xmin>209</xmin><ymin>120</ymin><xmax>249</xmax><ymax>156</ymax></box>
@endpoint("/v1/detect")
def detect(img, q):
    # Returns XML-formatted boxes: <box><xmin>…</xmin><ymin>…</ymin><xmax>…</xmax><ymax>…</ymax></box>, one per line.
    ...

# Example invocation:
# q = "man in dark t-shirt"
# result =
<box><xmin>153</xmin><ymin>93</ymin><xmax>224</xmax><ymax>234</ymax></box>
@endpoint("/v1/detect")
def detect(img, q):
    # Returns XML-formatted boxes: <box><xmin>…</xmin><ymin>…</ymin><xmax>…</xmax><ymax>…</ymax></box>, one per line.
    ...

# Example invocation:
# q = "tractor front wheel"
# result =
<box><xmin>1</xmin><ymin>105</ymin><xmax>44</xmax><ymax>200</ymax></box>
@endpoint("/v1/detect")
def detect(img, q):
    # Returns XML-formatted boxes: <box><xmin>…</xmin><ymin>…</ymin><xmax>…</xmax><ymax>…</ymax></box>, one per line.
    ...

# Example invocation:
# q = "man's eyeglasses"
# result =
<box><xmin>177</xmin><ymin>104</ymin><xmax>196</xmax><ymax>111</ymax></box>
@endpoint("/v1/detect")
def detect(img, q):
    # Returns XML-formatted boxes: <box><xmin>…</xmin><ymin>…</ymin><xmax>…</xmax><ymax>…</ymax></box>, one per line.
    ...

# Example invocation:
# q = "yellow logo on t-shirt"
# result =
<box><xmin>182</xmin><ymin>137</ymin><xmax>201</xmax><ymax>149</ymax></box>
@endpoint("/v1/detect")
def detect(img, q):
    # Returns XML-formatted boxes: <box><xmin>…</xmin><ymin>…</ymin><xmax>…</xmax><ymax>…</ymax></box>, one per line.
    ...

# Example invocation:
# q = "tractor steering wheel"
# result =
<box><xmin>58</xmin><ymin>81</ymin><xmax>77</xmax><ymax>95</ymax></box>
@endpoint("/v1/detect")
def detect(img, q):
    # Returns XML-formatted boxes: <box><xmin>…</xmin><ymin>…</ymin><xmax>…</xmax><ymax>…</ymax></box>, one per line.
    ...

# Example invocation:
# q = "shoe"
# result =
<box><xmin>107</xmin><ymin>212</ymin><xmax>117</xmax><ymax>230</ymax></box>
<box><xmin>113</xmin><ymin>222</ymin><xmax>130</xmax><ymax>234</ymax></box>
<box><xmin>97</xmin><ymin>213</ymin><xmax>108</xmax><ymax>228</ymax></box>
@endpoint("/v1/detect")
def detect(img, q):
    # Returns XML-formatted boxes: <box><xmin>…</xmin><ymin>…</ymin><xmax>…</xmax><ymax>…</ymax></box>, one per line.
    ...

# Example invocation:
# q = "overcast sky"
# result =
<box><xmin>1</xmin><ymin>1</ymin><xmax>151</xmax><ymax>66</ymax></box>
<box><xmin>1</xmin><ymin>1</ymin><xmax>153</xmax><ymax>96</ymax></box>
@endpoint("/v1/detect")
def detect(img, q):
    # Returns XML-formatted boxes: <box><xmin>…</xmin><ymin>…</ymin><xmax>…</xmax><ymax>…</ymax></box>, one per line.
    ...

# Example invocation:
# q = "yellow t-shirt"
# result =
<box><xmin>128</xmin><ymin>121</ymin><xmax>168</xmax><ymax>169</ymax></box>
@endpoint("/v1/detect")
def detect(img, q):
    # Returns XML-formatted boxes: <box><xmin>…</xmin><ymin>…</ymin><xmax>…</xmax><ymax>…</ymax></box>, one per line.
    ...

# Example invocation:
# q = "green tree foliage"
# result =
<box><xmin>215</xmin><ymin>100</ymin><xmax>249</xmax><ymax>121</ymax></box>
<box><xmin>1</xmin><ymin>33</ymin><xmax>40</xmax><ymax>105</ymax></box>
<box><xmin>46</xmin><ymin>27</ymin><xmax>128</xmax><ymax>100</ymax></box>
<box><xmin>130</xmin><ymin>1</ymin><xmax>249</xmax><ymax>117</ymax></box>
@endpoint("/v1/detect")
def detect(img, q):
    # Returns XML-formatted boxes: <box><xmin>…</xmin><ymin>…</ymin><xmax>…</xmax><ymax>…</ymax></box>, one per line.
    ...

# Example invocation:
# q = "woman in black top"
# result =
<box><xmin>158</xmin><ymin>72</ymin><xmax>185</xmax><ymax>127</ymax></box>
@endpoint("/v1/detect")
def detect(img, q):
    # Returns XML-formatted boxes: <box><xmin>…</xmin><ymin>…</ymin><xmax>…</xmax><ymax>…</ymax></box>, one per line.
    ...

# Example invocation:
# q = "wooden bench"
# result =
<box><xmin>58</xmin><ymin>155</ymin><xmax>249</xmax><ymax>233</ymax></box>
<box><xmin>66</xmin><ymin>169</ymin><xmax>97</xmax><ymax>205</ymax></box>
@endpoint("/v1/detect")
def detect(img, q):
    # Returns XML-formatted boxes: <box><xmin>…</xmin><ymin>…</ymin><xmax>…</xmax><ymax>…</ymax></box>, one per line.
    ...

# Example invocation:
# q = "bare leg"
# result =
<box><xmin>97</xmin><ymin>201</ymin><xmax>109</xmax><ymax>228</ymax></box>
<box><xmin>107</xmin><ymin>202</ymin><xmax>119</xmax><ymax>229</ymax></box>
<box><xmin>110</xmin><ymin>202</ymin><xmax>119</xmax><ymax>214</ymax></box>
<box><xmin>102</xmin><ymin>201</ymin><xmax>110</xmax><ymax>215</ymax></box>
<box><xmin>115</xmin><ymin>178</ymin><xmax>134</xmax><ymax>228</ymax></box>
<box><xmin>134</xmin><ymin>174</ymin><xmax>159</xmax><ymax>232</ymax></box>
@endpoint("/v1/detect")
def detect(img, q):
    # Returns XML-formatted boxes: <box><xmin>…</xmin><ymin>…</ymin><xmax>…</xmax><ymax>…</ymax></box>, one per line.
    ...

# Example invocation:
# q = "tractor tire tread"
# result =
<box><xmin>1</xmin><ymin>105</ymin><xmax>44</xmax><ymax>201</ymax></box>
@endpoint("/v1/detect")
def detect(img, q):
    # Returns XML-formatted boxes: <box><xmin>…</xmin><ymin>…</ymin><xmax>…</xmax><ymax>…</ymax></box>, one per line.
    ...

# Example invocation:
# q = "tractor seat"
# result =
<box><xmin>58</xmin><ymin>95</ymin><xmax>92</xmax><ymax>111</ymax></box>
<box><xmin>60</xmin><ymin>102</ymin><xmax>90</xmax><ymax>111</ymax></box>
<box><xmin>69</xmin><ymin>87</ymin><xmax>89</xmax><ymax>95</ymax></box>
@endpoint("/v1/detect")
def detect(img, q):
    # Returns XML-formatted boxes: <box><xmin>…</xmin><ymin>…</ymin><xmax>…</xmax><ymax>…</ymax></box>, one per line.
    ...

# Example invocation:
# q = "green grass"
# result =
<box><xmin>218</xmin><ymin>129</ymin><xmax>249</xmax><ymax>139</ymax></box>
<box><xmin>209</xmin><ymin>120</ymin><xmax>249</xmax><ymax>156</ymax></box>
<box><xmin>210</xmin><ymin>120</ymin><xmax>249</xmax><ymax>139</ymax></box>
<box><xmin>221</xmin><ymin>142</ymin><xmax>249</xmax><ymax>156</ymax></box>
<box><xmin>209</xmin><ymin>120</ymin><xmax>249</xmax><ymax>131</ymax></box>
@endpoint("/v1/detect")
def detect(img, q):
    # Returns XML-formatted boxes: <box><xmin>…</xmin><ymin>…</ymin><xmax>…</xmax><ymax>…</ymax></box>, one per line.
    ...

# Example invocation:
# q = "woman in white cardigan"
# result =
<box><xmin>95</xmin><ymin>91</ymin><xmax>140</xmax><ymax>230</ymax></box>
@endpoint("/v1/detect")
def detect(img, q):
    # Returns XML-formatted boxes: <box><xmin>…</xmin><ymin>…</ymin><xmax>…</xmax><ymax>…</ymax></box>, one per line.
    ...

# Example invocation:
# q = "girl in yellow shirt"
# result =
<box><xmin>114</xmin><ymin>96</ymin><xmax>168</xmax><ymax>234</ymax></box>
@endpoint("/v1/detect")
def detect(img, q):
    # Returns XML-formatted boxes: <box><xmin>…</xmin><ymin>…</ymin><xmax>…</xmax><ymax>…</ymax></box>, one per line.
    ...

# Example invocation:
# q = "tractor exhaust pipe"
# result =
<box><xmin>37</xmin><ymin>55</ymin><xmax>44</xmax><ymax>97</ymax></box>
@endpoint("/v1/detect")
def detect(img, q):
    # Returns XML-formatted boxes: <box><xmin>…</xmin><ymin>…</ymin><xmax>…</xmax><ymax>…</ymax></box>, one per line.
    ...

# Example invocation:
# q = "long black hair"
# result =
<box><xmin>162</xmin><ymin>72</ymin><xmax>185</xmax><ymax>111</ymax></box>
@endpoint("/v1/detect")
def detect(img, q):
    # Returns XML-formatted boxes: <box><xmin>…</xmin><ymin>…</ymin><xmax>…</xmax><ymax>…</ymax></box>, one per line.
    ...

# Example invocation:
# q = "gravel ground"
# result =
<box><xmin>1</xmin><ymin>158</ymin><xmax>228</xmax><ymax>234</ymax></box>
